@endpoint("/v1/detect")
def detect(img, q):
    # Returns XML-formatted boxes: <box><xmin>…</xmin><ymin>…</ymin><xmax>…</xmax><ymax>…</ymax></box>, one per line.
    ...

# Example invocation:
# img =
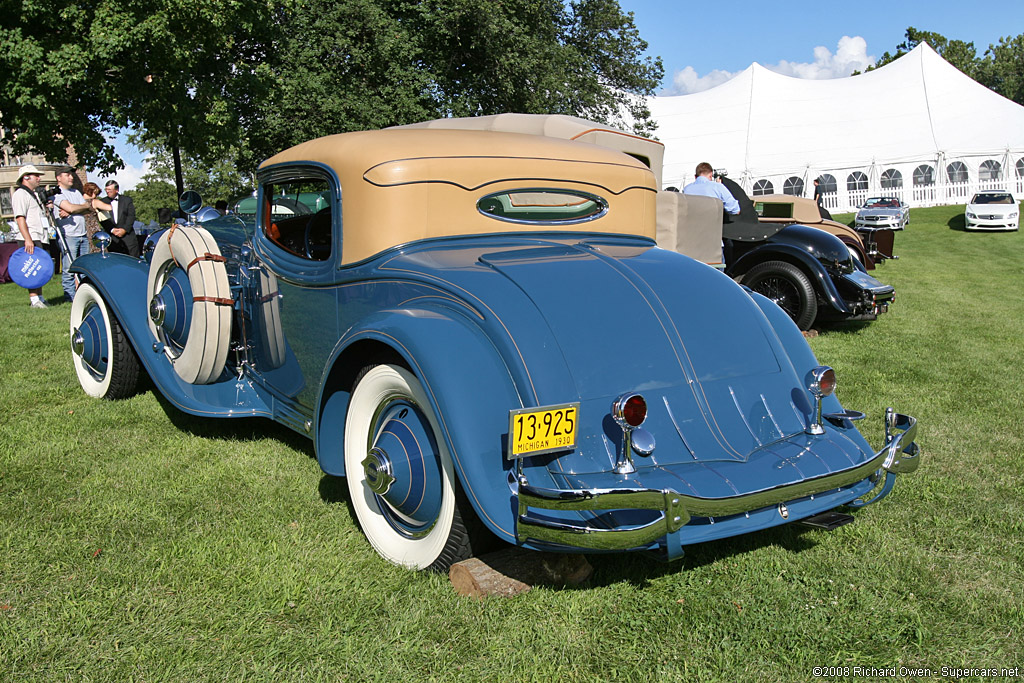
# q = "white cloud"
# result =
<box><xmin>767</xmin><ymin>36</ymin><xmax>874</xmax><ymax>80</ymax></box>
<box><xmin>89</xmin><ymin>158</ymin><xmax>151</xmax><ymax>192</ymax></box>
<box><xmin>668</xmin><ymin>65</ymin><xmax>740</xmax><ymax>96</ymax></box>
<box><xmin>665</xmin><ymin>36</ymin><xmax>875</xmax><ymax>95</ymax></box>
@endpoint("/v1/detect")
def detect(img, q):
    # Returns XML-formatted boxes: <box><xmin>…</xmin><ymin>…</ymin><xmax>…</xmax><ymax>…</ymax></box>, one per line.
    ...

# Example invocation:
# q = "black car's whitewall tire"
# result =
<box><xmin>70</xmin><ymin>284</ymin><xmax>141</xmax><ymax>399</ymax></box>
<box><xmin>147</xmin><ymin>226</ymin><xmax>232</xmax><ymax>384</ymax></box>
<box><xmin>344</xmin><ymin>364</ymin><xmax>474</xmax><ymax>571</ymax></box>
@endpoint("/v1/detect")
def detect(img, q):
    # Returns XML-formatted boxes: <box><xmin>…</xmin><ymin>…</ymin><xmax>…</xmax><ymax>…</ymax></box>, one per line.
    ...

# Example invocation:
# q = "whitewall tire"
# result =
<box><xmin>70</xmin><ymin>284</ymin><xmax>141</xmax><ymax>399</ymax></box>
<box><xmin>146</xmin><ymin>225</ymin><xmax>232</xmax><ymax>384</ymax></box>
<box><xmin>344</xmin><ymin>364</ymin><xmax>474</xmax><ymax>571</ymax></box>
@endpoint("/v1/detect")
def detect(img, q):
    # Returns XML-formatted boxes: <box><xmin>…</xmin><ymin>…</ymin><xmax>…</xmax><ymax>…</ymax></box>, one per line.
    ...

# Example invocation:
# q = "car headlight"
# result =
<box><xmin>1010</xmin><ymin>212</ymin><xmax>1018</xmax><ymax>219</ymax></box>
<box><xmin>966</xmin><ymin>212</ymin><xmax>976</xmax><ymax>219</ymax></box>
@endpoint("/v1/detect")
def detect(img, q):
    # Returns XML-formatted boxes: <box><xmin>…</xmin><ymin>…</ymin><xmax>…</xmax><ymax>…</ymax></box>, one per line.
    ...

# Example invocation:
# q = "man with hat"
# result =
<box><xmin>12</xmin><ymin>164</ymin><xmax>51</xmax><ymax>308</ymax></box>
<box><xmin>52</xmin><ymin>166</ymin><xmax>91</xmax><ymax>302</ymax></box>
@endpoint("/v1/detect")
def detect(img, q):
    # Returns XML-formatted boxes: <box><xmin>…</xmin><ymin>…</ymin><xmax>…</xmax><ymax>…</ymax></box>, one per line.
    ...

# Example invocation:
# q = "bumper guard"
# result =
<box><xmin>515</xmin><ymin>409</ymin><xmax>919</xmax><ymax>550</ymax></box>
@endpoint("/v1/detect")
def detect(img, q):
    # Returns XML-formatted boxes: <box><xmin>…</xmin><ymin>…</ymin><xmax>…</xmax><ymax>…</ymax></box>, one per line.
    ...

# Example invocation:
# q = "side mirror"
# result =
<box><xmin>179</xmin><ymin>190</ymin><xmax>203</xmax><ymax>215</ymax></box>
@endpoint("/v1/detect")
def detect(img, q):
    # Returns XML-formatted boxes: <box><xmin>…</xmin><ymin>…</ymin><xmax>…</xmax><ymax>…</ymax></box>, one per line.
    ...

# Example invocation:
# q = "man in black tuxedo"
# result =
<box><xmin>99</xmin><ymin>180</ymin><xmax>140</xmax><ymax>256</ymax></box>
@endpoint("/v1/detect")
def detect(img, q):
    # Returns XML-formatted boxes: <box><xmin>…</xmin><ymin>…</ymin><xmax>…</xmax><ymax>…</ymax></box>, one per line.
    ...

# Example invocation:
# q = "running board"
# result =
<box><xmin>798</xmin><ymin>510</ymin><xmax>855</xmax><ymax>530</ymax></box>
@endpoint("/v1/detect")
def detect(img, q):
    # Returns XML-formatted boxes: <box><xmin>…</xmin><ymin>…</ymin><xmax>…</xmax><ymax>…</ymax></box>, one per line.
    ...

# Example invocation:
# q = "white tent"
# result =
<box><xmin>650</xmin><ymin>44</ymin><xmax>1024</xmax><ymax>210</ymax></box>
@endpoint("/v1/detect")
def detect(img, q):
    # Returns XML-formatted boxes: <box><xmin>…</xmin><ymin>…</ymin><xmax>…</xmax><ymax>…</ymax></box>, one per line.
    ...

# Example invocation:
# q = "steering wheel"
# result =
<box><xmin>303</xmin><ymin>209</ymin><xmax>331</xmax><ymax>260</ymax></box>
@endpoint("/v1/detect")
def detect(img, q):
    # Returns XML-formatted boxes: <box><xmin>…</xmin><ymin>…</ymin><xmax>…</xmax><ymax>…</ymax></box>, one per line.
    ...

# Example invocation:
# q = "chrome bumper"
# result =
<box><xmin>515</xmin><ymin>410</ymin><xmax>919</xmax><ymax>550</ymax></box>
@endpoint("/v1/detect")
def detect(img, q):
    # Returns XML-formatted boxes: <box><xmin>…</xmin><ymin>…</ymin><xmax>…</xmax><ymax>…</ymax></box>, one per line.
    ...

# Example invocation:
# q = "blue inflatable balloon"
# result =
<box><xmin>8</xmin><ymin>247</ymin><xmax>55</xmax><ymax>290</ymax></box>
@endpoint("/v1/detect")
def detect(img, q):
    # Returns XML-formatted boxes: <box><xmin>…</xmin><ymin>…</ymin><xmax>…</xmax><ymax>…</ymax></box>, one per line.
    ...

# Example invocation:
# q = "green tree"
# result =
<box><xmin>244</xmin><ymin>0</ymin><xmax>662</xmax><ymax>165</ymax></box>
<box><xmin>128</xmin><ymin>140</ymin><xmax>253</xmax><ymax>223</ymax></box>
<box><xmin>862</xmin><ymin>27</ymin><xmax>980</xmax><ymax>77</ymax></box>
<box><xmin>0</xmin><ymin>0</ymin><xmax>279</xmax><ymax>174</ymax></box>
<box><xmin>129</xmin><ymin>178</ymin><xmax>177</xmax><ymax>226</ymax></box>
<box><xmin>978</xmin><ymin>34</ymin><xmax>1024</xmax><ymax>106</ymax></box>
<box><xmin>2</xmin><ymin>0</ymin><xmax>661</xmax><ymax>177</ymax></box>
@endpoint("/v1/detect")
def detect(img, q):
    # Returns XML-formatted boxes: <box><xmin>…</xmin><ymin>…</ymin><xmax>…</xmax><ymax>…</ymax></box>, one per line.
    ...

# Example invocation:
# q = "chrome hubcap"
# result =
<box><xmin>71</xmin><ymin>328</ymin><xmax>85</xmax><ymax>357</ymax></box>
<box><xmin>149</xmin><ymin>293</ymin><xmax>166</xmax><ymax>326</ymax></box>
<box><xmin>361</xmin><ymin>447</ymin><xmax>396</xmax><ymax>495</ymax></box>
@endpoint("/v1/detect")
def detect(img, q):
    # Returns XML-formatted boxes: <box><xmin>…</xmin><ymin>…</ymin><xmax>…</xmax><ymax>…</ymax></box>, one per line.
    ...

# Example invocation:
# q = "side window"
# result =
<box><xmin>261</xmin><ymin>178</ymin><xmax>333</xmax><ymax>261</ymax></box>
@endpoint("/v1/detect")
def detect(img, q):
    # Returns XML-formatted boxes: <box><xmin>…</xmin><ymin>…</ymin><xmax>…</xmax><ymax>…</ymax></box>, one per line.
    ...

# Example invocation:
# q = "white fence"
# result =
<box><xmin>768</xmin><ymin>176</ymin><xmax>1024</xmax><ymax>213</ymax></box>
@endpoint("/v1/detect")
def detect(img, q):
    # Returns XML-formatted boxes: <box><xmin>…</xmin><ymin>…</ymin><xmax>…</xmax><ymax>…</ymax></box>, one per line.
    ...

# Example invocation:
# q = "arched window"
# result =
<box><xmin>1016</xmin><ymin>158</ymin><xmax>1024</xmax><ymax>178</ymax></box>
<box><xmin>881</xmin><ymin>169</ymin><xmax>903</xmax><ymax>189</ymax></box>
<box><xmin>752</xmin><ymin>179</ymin><xmax>774</xmax><ymax>196</ymax></box>
<box><xmin>847</xmin><ymin>171</ymin><xmax>868</xmax><ymax>191</ymax></box>
<box><xmin>947</xmin><ymin>161</ymin><xmax>969</xmax><ymax>183</ymax></box>
<box><xmin>979</xmin><ymin>160</ymin><xmax>1002</xmax><ymax>181</ymax></box>
<box><xmin>783</xmin><ymin>177</ymin><xmax>804</xmax><ymax>196</ymax></box>
<box><xmin>913</xmin><ymin>165</ymin><xmax>935</xmax><ymax>186</ymax></box>
<box><xmin>817</xmin><ymin>174</ymin><xmax>837</xmax><ymax>194</ymax></box>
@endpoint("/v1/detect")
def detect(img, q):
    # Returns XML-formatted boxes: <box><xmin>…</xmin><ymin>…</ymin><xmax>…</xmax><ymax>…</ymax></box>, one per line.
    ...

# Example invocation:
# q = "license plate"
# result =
<box><xmin>508</xmin><ymin>402</ymin><xmax>579</xmax><ymax>459</ymax></box>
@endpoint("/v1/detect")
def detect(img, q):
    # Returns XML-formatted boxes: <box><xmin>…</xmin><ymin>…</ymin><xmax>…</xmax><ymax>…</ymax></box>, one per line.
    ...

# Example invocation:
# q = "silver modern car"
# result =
<box><xmin>855</xmin><ymin>197</ymin><xmax>910</xmax><ymax>230</ymax></box>
<box><xmin>965</xmin><ymin>191</ymin><xmax>1019</xmax><ymax>231</ymax></box>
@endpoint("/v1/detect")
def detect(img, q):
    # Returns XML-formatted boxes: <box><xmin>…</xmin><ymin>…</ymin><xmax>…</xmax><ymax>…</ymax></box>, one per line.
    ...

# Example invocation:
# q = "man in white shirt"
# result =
<box><xmin>53</xmin><ymin>166</ymin><xmax>91</xmax><ymax>302</ymax></box>
<box><xmin>12</xmin><ymin>164</ymin><xmax>51</xmax><ymax>308</ymax></box>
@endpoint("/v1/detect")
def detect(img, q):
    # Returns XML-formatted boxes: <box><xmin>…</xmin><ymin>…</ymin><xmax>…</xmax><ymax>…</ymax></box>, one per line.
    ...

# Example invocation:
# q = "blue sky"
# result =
<box><xmin>623</xmin><ymin>0</ymin><xmax>1024</xmax><ymax>94</ymax></box>
<box><xmin>106</xmin><ymin>0</ymin><xmax>1024</xmax><ymax>189</ymax></box>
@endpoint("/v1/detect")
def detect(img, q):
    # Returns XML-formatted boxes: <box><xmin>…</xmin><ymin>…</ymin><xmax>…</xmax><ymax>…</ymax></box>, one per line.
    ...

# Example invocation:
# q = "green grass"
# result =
<box><xmin>2</xmin><ymin>205</ymin><xmax>1022</xmax><ymax>681</ymax></box>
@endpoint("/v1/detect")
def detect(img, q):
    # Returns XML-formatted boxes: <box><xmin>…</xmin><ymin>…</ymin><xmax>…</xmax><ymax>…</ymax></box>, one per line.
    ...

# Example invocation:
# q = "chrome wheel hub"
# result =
<box><xmin>361</xmin><ymin>447</ymin><xmax>396</xmax><ymax>495</ymax></box>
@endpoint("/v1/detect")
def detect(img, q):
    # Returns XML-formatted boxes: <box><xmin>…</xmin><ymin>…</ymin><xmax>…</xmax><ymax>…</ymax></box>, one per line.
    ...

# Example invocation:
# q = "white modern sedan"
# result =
<box><xmin>965</xmin><ymin>191</ymin><xmax>1019</xmax><ymax>231</ymax></box>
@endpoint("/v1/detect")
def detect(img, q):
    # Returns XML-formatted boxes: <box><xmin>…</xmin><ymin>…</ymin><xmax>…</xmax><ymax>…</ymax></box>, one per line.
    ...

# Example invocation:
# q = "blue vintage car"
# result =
<box><xmin>68</xmin><ymin>123</ymin><xmax>920</xmax><ymax>571</ymax></box>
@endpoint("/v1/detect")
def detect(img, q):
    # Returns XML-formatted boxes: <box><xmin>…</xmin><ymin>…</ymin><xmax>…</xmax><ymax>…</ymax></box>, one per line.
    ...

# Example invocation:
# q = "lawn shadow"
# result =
<box><xmin>311</xmin><ymin>474</ymin><xmax>853</xmax><ymax>589</ymax></box>
<box><xmin>317</xmin><ymin>474</ymin><xmax>351</xmax><ymax>505</ymax></box>
<box><xmin>809</xmin><ymin>320</ymin><xmax>873</xmax><ymax>337</ymax></box>
<box><xmin>947</xmin><ymin>213</ymin><xmax>967</xmax><ymax>231</ymax></box>
<box><xmin>151</xmin><ymin>390</ymin><xmax>315</xmax><ymax>457</ymax></box>
<box><xmin>581</xmin><ymin>522</ymin><xmax>824</xmax><ymax>589</ymax></box>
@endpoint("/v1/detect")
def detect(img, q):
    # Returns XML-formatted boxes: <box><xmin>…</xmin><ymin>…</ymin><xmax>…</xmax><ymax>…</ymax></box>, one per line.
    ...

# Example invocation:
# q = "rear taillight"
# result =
<box><xmin>613</xmin><ymin>394</ymin><xmax>647</xmax><ymax>429</ymax></box>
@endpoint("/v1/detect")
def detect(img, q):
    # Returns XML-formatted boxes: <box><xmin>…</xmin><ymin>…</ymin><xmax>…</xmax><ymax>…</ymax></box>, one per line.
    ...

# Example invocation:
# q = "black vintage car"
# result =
<box><xmin>719</xmin><ymin>177</ymin><xmax>895</xmax><ymax>330</ymax></box>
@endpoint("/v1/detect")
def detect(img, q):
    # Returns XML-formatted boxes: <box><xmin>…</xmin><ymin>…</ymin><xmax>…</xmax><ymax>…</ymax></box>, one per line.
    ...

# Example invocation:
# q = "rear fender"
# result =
<box><xmin>729</xmin><ymin>243</ymin><xmax>851</xmax><ymax>314</ymax></box>
<box><xmin>315</xmin><ymin>306</ymin><xmax>525</xmax><ymax>544</ymax></box>
<box><xmin>747</xmin><ymin>289</ymin><xmax>849</xmax><ymax>426</ymax></box>
<box><xmin>70</xmin><ymin>253</ymin><xmax>271</xmax><ymax>418</ymax></box>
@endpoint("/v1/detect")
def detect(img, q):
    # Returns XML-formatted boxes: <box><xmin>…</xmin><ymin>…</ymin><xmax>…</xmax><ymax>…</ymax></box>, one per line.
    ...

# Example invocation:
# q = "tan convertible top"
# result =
<box><xmin>261</xmin><ymin>128</ymin><xmax>657</xmax><ymax>265</ymax></box>
<box><xmin>395</xmin><ymin>114</ymin><xmax>666</xmax><ymax>187</ymax></box>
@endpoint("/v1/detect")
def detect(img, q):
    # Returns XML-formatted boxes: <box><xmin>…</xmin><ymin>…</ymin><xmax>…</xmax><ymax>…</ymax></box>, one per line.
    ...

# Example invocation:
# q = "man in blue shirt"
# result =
<box><xmin>682</xmin><ymin>162</ymin><xmax>740</xmax><ymax>215</ymax></box>
<box><xmin>52</xmin><ymin>167</ymin><xmax>90</xmax><ymax>302</ymax></box>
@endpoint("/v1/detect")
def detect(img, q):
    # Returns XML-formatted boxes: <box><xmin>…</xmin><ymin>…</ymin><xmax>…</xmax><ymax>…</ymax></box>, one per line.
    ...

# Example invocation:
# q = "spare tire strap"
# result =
<box><xmin>186</xmin><ymin>253</ymin><xmax>228</xmax><ymax>271</ymax></box>
<box><xmin>193</xmin><ymin>296</ymin><xmax>234</xmax><ymax>306</ymax></box>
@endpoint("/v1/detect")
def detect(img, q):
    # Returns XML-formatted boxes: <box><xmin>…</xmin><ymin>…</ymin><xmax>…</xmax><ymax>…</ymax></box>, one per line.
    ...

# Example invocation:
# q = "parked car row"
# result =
<box><xmin>68</xmin><ymin>115</ymin><xmax>921</xmax><ymax>571</ymax></box>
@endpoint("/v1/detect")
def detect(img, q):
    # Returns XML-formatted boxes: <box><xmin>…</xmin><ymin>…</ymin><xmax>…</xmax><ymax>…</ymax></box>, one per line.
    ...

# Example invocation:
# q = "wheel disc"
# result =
<box><xmin>365</xmin><ymin>398</ymin><xmax>445</xmax><ymax>538</ymax></box>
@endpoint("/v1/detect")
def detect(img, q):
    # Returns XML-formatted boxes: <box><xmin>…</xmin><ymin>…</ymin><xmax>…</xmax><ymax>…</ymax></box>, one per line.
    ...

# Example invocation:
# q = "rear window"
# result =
<box><xmin>755</xmin><ymin>201</ymin><xmax>793</xmax><ymax>219</ymax></box>
<box><xmin>477</xmin><ymin>189</ymin><xmax>608</xmax><ymax>224</ymax></box>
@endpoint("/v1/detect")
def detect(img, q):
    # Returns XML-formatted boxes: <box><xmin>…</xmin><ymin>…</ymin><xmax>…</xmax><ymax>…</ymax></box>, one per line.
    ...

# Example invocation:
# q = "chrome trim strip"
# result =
<box><xmin>515</xmin><ymin>411</ymin><xmax>919</xmax><ymax>550</ymax></box>
<box><xmin>662</xmin><ymin>396</ymin><xmax>697</xmax><ymax>460</ymax></box>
